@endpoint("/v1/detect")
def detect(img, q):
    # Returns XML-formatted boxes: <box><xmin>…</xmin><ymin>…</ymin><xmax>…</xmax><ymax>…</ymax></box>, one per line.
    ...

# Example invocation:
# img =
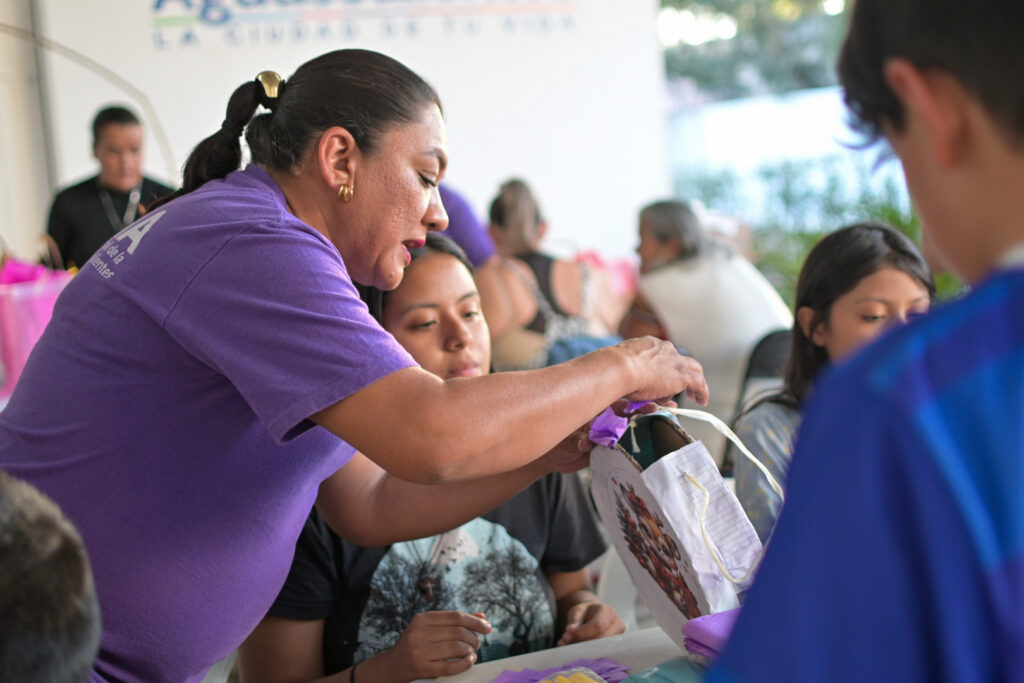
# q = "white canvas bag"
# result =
<box><xmin>589</xmin><ymin>407</ymin><xmax>783</xmax><ymax>649</ymax></box>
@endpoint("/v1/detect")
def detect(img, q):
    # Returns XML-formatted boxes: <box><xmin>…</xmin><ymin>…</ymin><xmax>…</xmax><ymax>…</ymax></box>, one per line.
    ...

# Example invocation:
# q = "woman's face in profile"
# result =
<box><xmin>332</xmin><ymin>105</ymin><xmax>450</xmax><ymax>292</ymax></box>
<box><xmin>809</xmin><ymin>266</ymin><xmax>931</xmax><ymax>361</ymax></box>
<box><xmin>381</xmin><ymin>251</ymin><xmax>491</xmax><ymax>380</ymax></box>
<box><xmin>636</xmin><ymin>219</ymin><xmax>680</xmax><ymax>274</ymax></box>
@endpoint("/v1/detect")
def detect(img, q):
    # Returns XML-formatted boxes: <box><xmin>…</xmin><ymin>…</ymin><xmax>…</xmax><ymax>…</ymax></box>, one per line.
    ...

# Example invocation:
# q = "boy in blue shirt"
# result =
<box><xmin>709</xmin><ymin>1</ymin><xmax>1024</xmax><ymax>680</ymax></box>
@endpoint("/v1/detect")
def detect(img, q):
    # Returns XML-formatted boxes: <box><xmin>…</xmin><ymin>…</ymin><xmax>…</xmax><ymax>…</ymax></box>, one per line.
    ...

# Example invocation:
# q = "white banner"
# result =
<box><xmin>34</xmin><ymin>0</ymin><xmax>671</xmax><ymax>259</ymax></box>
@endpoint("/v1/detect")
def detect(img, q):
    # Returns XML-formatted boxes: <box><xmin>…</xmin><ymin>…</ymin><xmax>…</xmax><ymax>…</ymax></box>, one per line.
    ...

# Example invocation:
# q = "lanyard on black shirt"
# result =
<box><xmin>98</xmin><ymin>181</ymin><xmax>142</xmax><ymax>231</ymax></box>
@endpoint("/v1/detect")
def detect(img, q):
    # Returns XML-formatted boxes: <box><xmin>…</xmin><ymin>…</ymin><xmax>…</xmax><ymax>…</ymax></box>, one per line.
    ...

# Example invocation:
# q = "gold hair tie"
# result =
<box><xmin>255</xmin><ymin>70</ymin><xmax>284</xmax><ymax>99</ymax></box>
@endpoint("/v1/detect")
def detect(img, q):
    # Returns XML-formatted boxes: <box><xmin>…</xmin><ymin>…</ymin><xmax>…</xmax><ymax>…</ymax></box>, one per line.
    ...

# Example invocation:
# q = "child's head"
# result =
<box><xmin>786</xmin><ymin>223</ymin><xmax>934</xmax><ymax>402</ymax></box>
<box><xmin>0</xmin><ymin>470</ymin><xmax>101</xmax><ymax>681</ymax></box>
<box><xmin>635</xmin><ymin>200</ymin><xmax>707</xmax><ymax>273</ymax></box>
<box><xmin>838</xmin><ymin>0</ymin><xmax>1024</xmax><ymax>149</ymax></box>
<box><xmin>369</xmin><ymin>233</ymin><xmax>490</xmax><ymax>379</ymax></box>
<box><xmin>837</xmin><ymin>0</ymin><xmax>1024</xmax><ymax>283</ymax></box>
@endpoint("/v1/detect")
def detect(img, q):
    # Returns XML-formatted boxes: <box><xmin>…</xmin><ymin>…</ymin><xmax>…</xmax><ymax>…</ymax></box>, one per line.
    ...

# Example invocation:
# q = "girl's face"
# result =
<box><xmin>381</xmin><ymin>251</ymin><xmax>491</xmax><ymax>379</ymax></box>
<box><xmin>804</xmin><ymin>266</ymin><xmax>931</xmax><ymax>361</ymax></box>
<box><xmin>332</xmin><ymin>104</ymin><xmax>450</xmax><ymax>291</ymax></box>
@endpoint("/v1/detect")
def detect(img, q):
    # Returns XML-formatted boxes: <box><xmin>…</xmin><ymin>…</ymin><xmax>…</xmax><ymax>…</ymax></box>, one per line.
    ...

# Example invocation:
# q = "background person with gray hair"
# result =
<box><xmin>620</xmin><ymin>199</ymin><xmax>792</xmax><ymax>462</ymax></box>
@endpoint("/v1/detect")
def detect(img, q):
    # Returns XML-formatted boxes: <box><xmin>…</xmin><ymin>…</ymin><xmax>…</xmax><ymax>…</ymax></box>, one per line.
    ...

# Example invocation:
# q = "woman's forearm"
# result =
<box><xmin>317</xmin><ymin>452</ymin><xmax>553</xmax><ymax>546</ymax></box>
<box><xmin>313</xmin><ymin>338</ymin><xmax>705</xmax><ymax>484</ymax></box>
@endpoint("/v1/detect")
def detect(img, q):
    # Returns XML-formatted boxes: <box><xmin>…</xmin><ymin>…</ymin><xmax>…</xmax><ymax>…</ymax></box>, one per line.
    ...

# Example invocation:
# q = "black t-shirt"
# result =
<box><xmin>47</xmin><ymin>175</ymin><xmax>174</xmax><ymax>269</ymax></box>
<box><xmin>270</xmin><ymin>472</ymin><xmax>606</xmax><ymax>672</ymax></box>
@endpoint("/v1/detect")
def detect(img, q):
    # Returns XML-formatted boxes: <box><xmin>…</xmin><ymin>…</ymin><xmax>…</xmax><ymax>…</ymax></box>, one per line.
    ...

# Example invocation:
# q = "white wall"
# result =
<box><xmin>0</xmin><ymin>0</ymin><xmax>52</xmax><ymax>260</ymax></box>
<box><xmin>16</xmin><ymin>0</ymin><xmax>670</xmax><ymax>261</ymax></box>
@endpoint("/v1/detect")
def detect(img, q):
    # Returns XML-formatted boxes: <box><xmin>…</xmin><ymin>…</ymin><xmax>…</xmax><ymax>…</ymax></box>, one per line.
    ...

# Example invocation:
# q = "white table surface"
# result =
<box><xmin>427</xmin><ymin>627</ymin><xmax>685</xmax><ymax>683</ymax></box>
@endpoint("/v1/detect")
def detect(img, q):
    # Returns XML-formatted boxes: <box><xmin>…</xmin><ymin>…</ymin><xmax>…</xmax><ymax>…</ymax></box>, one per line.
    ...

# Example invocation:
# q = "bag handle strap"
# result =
<box><xmin>654</xmin><ymin>406</ymin><xmax>785</xmax><ymax>499</ymax></box>
<box><xmin>641</xmin><ymin>406</ymin><xmax>784</xmax><ymax>586</ymax></box>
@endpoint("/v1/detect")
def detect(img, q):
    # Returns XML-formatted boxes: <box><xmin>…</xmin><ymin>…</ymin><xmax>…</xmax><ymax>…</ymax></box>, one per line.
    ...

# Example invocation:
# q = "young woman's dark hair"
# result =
<box><xmin>837</xmin><ymin>0</ymin><xmax>1024</xmax><ymax>147</ymax></box>
<box><xmin>784</xmin><ymin>222</ymin><xmax>935</xmax><ymax>404</ymax></box>
<box><xmin>361</xmin><ymin>232</ymin><xmax>473</xmax><ymax>324</ymax></box>
<box><xmin>152</xmin><ymin>49</ymin><xmax>441</xmax><ymax>210</ymax></box>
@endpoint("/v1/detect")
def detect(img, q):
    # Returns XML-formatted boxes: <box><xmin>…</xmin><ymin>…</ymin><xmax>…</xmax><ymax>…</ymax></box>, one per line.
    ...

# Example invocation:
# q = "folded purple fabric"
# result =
<box><xmin>588</xmin><ymin>402</ymin><xmax>654</xmax><ymax>447</ymax></box>
<box><xmin>589</xmin><ymin>408</ymin><xmax>628</xmax><ymax>447</ymax></box>
<box><xmin>681</xmin><ymin>639</ymin><xmax>718</xmax><ymax>659</ymax></box>
<box><xmin>681</xmin><ymin>608</ymin><xmax>741</xmax><ymax>659</ymax></box>
<box><xmin>490</xmin><ymin>656</ymin><xmax>630</xmax><ymax>683</ymax></box>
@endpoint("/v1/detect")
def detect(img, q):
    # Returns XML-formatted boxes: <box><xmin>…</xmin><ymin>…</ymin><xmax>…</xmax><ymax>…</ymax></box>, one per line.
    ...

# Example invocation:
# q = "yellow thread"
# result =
<box><xmin>628</xmin><ymin>416</ymin><xmax>640</xmax><ymax>453</ymax></box>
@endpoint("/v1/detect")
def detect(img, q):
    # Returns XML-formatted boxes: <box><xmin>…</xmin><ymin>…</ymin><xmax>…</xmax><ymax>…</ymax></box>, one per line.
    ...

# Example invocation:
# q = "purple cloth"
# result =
<box><xmin>492</xmin><ymin>656</ymin><xmax>630</xmax><ymax>682</ymax></box>
<box><xmin>682</xmin><ymin>608</ymin><xmax>741</xmax><ymax>659</ymax></box>
<box><xmin>439</xmin><ymin>184</ymin><xmax>494</xmax><ymax>268</ymax></box>
<box><xmin>682</xmin><ymin>640</ymin><xmax>719</xmax><ymax>659</ymax></box>
<box><xmin>588</xmin><ymin>402</ymin><xmax>654</xmax><ymax>447</ymax></box>
<box><xmin>590</xmin><ymin>407</ymin><xmax>629</xmax><ymax>447</ymax></box>
<box><xmin>0</xmin><ymin>165</ymin><xmax>415</xmax><ymax>682</ymax></box>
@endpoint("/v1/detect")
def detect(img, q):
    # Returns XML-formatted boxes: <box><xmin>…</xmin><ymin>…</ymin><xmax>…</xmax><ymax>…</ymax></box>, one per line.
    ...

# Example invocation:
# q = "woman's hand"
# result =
<box><xmin>542</xmin><ymin>427</ymin><xmax>594</xmax><ymax>474</ymax></box>
<box><xmin>613</xmin><ymin>336</ymin><xmax>708</xmax><ymax>407</ymax></box>
<box><xmin>556</xmin><ymin>600</ymin><xmax>625</xmax><ymax>646</ymax></box>
<box><xmin>540</xmin><ymin>397</ymin><xmax>677</xmax><ymax>474</ymax></box>
<box><xmin>373</xmin><ymin>611</ymin><xmax>492</xmax><ymax>682</ymax></box>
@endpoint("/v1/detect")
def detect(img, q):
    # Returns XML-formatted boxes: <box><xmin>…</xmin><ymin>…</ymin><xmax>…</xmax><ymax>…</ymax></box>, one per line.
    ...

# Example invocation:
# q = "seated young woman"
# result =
<box><xmin>238</xmin><ymin>233</ymin><xmax>624</xmax><ymax>683</ymax></box>
<box><xmin>730</xmin><ymin>222</ymin><xmax>935</xmax><ymax>543</ymax></box>
<box><xmin>480</xmin><ymin>178</ymin><xmax>623</xmax><ymax>370</ymax></box>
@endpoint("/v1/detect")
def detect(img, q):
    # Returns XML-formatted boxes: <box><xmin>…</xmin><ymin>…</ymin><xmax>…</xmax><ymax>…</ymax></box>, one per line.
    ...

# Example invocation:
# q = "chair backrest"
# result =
<box><xmin>733</xmin><ymin>328</ymin><xmax>791</xmax><ymax>419</ymax></box>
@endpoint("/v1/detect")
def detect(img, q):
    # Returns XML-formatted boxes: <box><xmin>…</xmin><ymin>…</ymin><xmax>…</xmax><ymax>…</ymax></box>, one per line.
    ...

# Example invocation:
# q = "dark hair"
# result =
<box><xmin>638</xmin><ymin>200</ymin><xmax>707</xmax><ymax>262</ymax></box>
<box><xmin>362</xmin><ymin>232</ymin><xmax>474</xmax><ymax>324</ymax></box>
<box><xmin>488</xmin><ymin>178</ymin><xmax>545</xmax><ymax>255</ymax></box>
<box><xmin>837</xmin><ymin>0</ymin><xmax>1024</xmax><ymax>147</ymax></box>
<box><xmin>152</xmin><ymin>49</ymin><xmax>442</xmax><ymax>210</ymax></box>
<box><xmin>92</xmin><ymin>106</ymin><xmax>140</xmax><ymax>146</ymax></box>
<box><xmin>784</xmin><ymin>222</ymin><xmax>935</xmax><ymax>403</ymax></box>
<box><xmin>0</xmin><ymin>470</ymin><xmax>101</xmax><ymax>681</ymax></box>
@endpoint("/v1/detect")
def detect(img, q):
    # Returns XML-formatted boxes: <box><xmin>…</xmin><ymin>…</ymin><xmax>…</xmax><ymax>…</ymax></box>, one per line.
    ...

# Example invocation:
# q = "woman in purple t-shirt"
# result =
<box><xmin>0</xmin><ymin>49</ymin><xmax>706</xmax><ymax>682</ymax></box>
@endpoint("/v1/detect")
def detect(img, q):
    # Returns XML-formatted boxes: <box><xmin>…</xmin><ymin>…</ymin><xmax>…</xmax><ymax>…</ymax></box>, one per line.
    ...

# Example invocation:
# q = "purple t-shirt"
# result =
<box><xmin>0</xmin><ymin>165</ymin><xmax>415</xmax><ymax>682</ymax></box>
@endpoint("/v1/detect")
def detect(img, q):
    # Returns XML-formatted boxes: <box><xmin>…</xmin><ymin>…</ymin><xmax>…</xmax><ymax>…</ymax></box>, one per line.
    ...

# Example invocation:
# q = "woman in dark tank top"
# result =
<box><xmin>481</xmin><ymin>178</ymin><xmax>622</xmax><ymax>370</ymax></box>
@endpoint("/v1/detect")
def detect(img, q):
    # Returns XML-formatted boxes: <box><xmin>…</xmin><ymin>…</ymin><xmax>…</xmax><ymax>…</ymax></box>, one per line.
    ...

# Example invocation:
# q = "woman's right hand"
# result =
<box><xmin>375</xmin><ymin>611</ymin><xmax>492</xmax><ymax>682</ymax></box>
<box><xmin>613</xmin><ymin>336</ymin><xmax>709</xmax><ymax>407</ymax></box>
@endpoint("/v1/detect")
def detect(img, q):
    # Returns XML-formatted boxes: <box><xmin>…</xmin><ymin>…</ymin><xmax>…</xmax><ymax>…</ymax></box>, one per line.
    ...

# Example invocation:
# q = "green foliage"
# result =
<box><xmin>662</xmin><ymin>1</ymin><xmax>849</xmax><ymax>100</ymax></box>
<box><xmin>674</xmin><ymin>158</ymin><xmax>963</xmax><ymax>307</ymax></box>
<box><xmin>661</xmin><ymin>1</ymin><xmax>963</xmax><ymax>303</ymax></box>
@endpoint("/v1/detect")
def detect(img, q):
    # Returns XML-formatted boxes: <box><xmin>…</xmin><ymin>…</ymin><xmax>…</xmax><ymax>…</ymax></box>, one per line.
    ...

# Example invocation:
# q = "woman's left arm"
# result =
<box><xmin>549</xmin><ymin>569</ymin><xmax>625</xmax><ymax>646</ymax></box>
<box><xmin>316</xmin><ymin>429</ymin><xmax>589</xmax><ymax>546</ymax></box>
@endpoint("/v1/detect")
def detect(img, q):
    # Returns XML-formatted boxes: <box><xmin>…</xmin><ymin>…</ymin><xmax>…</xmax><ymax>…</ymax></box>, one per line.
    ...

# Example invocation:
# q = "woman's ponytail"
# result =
<box><xmin>181</xmin><ymin>80</ymin><xmax>261</xmax><ymax>192</ymax></box>
<box><xmin>148</xmin><ymin>79</ymin><xmax>263</xmax><ymax>210</ymax></box>
<box><xmin>150</xmin><ymin>51</ymin><xmax>442</xmax><ymax>212</ymax></box>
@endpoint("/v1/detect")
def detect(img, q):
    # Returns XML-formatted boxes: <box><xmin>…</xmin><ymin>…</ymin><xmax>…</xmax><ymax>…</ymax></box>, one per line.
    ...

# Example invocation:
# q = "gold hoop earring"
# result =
<box><xmin>338</xmin><ymin>184</ymin><xmax>354</xmax><ymax>203</ymax></box>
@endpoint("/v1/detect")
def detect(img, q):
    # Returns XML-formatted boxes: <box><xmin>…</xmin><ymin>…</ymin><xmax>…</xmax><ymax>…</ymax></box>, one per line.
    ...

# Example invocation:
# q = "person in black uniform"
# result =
<box><xmin>46</xmin><ymin>106</ymin><xmax>173</xmax><ymax>269</ymax></box>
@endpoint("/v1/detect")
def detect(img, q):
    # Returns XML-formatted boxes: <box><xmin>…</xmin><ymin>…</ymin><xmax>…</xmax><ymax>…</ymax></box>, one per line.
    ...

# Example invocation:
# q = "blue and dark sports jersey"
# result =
<box><xmin>708</xmin><ymin>267</ymin><xmax>1024</xmax><ymax>682</ymax></box>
